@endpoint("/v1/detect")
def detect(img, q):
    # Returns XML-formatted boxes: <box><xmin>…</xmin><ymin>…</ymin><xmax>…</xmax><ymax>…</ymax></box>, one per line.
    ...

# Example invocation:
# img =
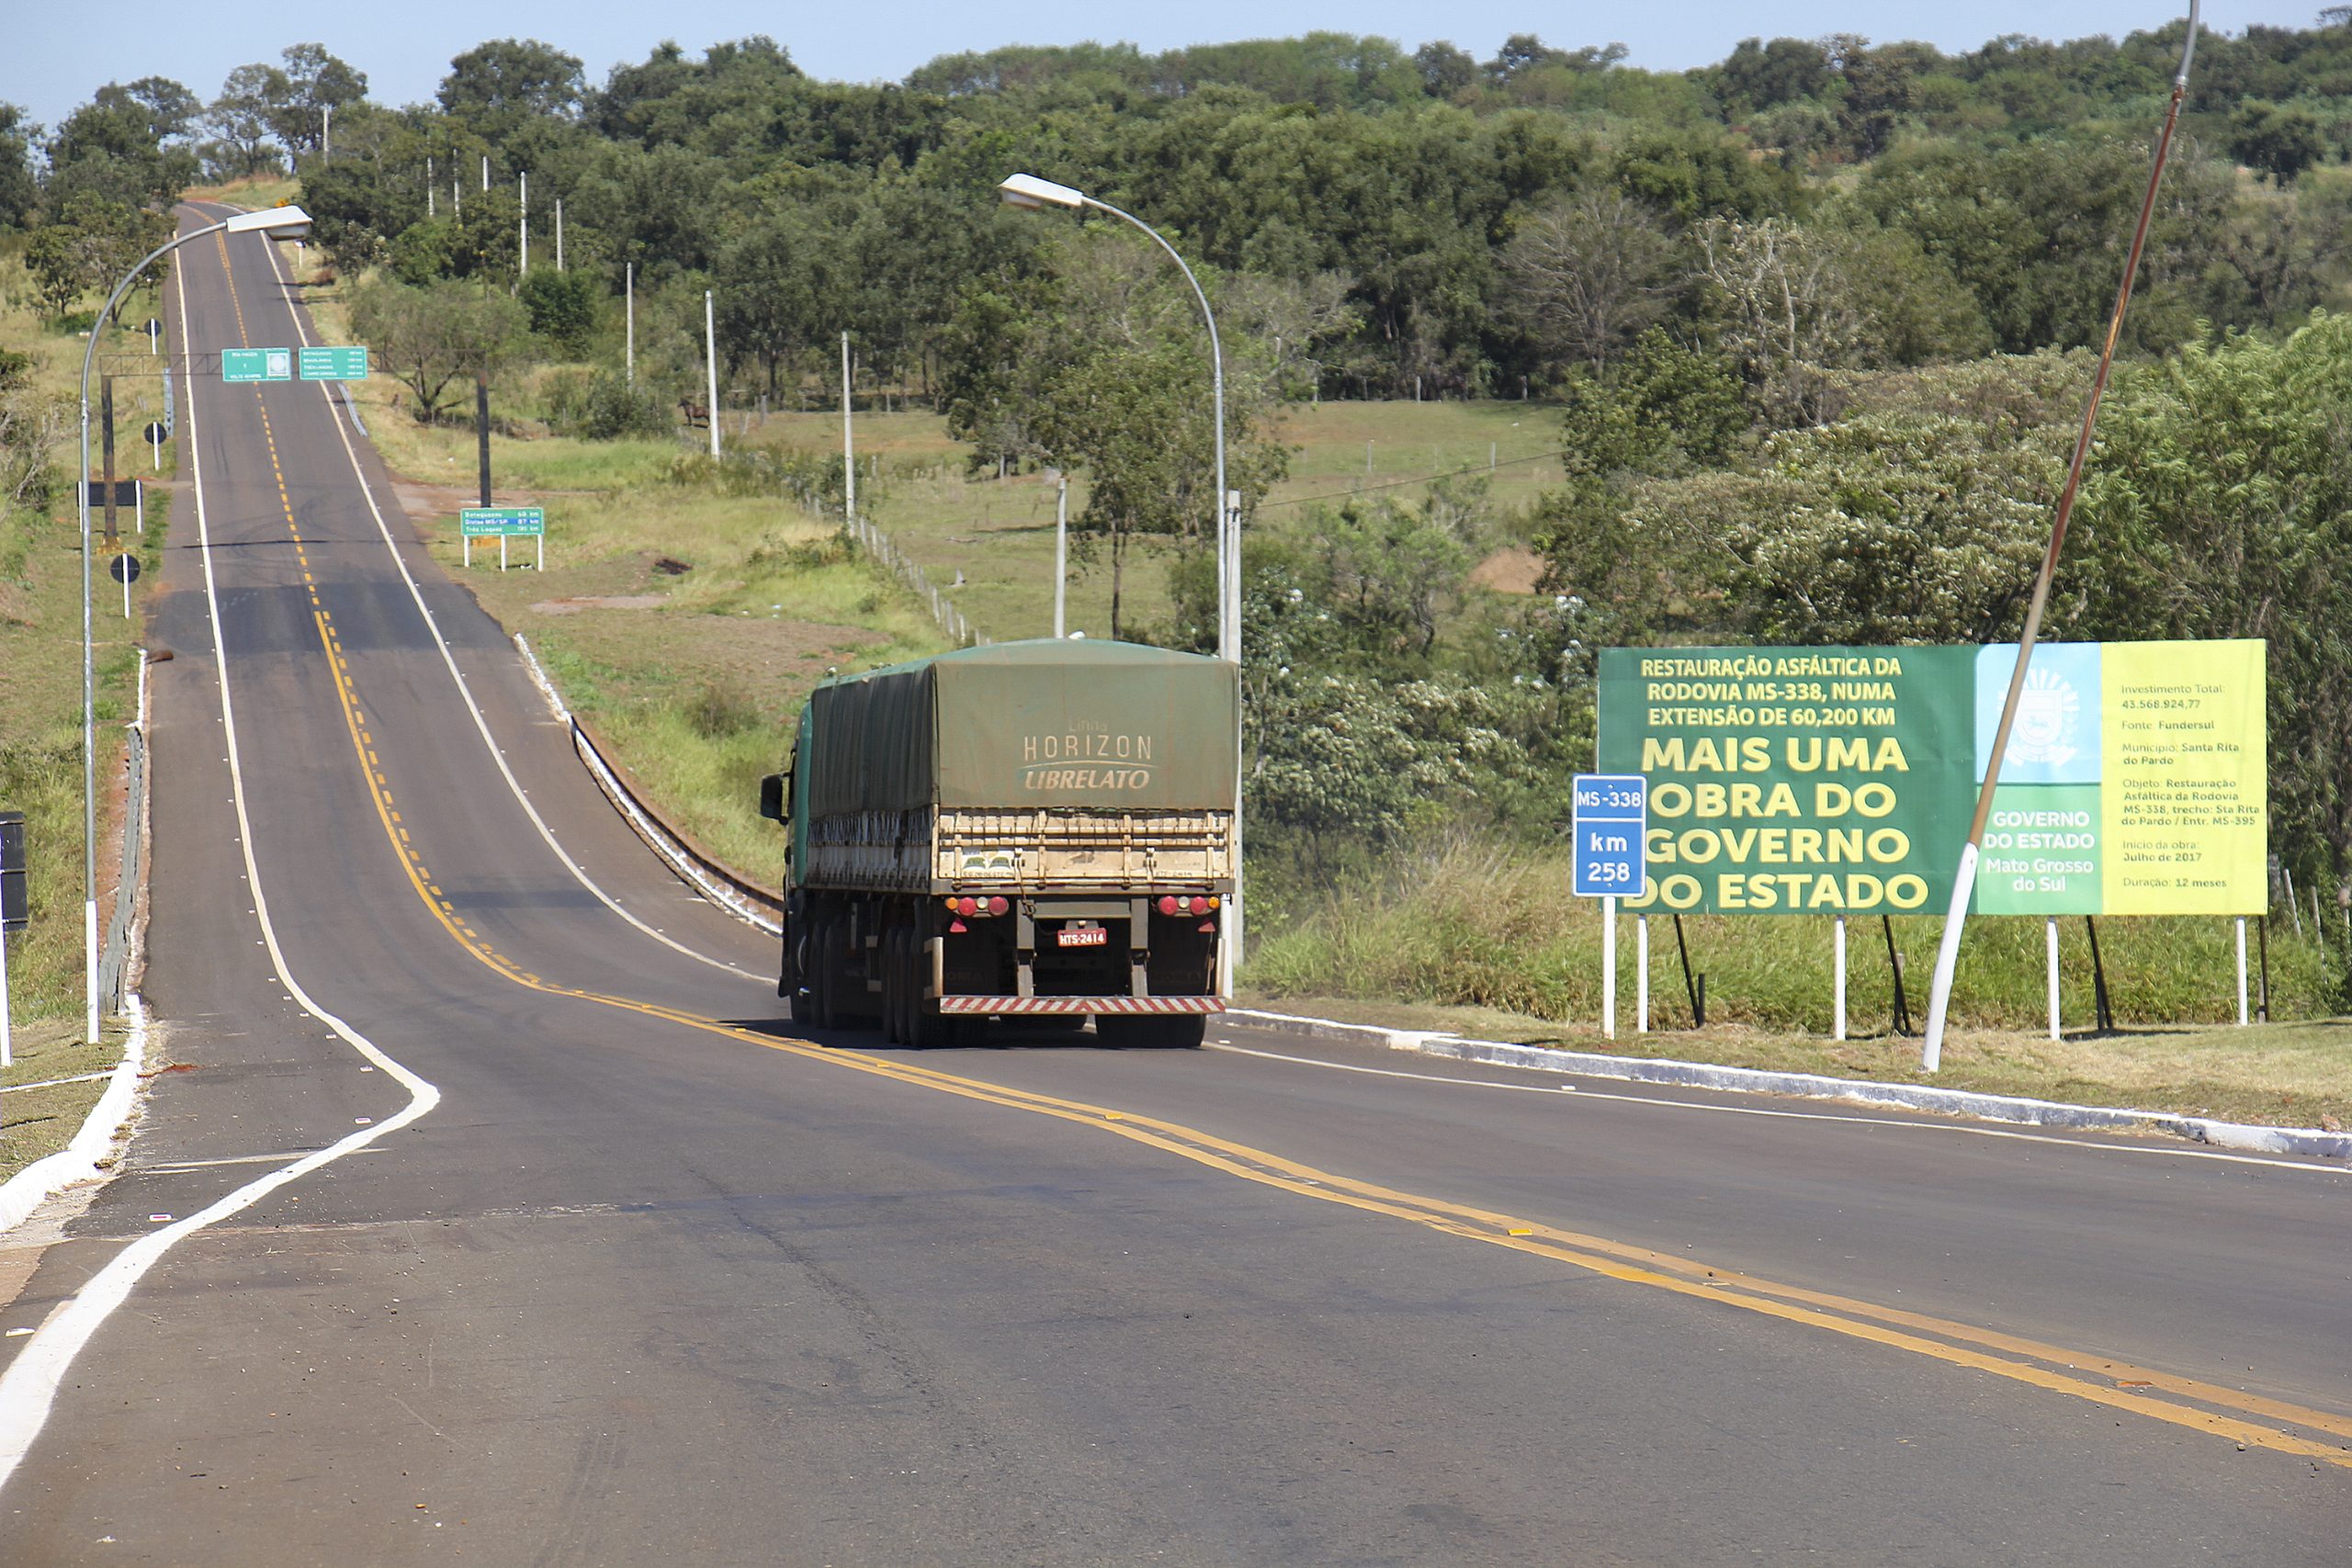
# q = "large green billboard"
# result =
<box><xmin>1597</xmin><ymin>642</ymin><xmax>2265</xmax><ymax>917</ymax></box>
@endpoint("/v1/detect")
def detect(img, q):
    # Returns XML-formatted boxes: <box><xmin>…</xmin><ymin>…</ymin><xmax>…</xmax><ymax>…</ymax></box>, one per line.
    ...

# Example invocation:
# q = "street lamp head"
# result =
<box><xmin>222</xmin><ymin>205</ymin><xmax>313</xmax><ymax>239</ymax></box>
<box><xmin>997</xmin><ymin>173</ymin><xmax>1086</xmax><ymax>211</ymax></box>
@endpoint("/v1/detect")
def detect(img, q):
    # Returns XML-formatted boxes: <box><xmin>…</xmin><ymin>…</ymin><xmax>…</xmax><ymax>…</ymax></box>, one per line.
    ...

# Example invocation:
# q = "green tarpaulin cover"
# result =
<box><xmin>808</xmin><ymin>639</ymin><xmax>1239</xmax><ymax>815</ymax></box>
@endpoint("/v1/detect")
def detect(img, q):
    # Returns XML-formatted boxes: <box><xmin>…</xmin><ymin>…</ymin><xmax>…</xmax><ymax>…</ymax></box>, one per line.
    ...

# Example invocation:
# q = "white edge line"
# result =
<box><xmin>253</xmin><ymin>234</ymin><xmax>760</xmax><ymax>981</ymax></box>
<box><xmin>1208</xmin><ymin>1036</ymin><xmax>2352</xmax><ymax>1179</ymax></box>
<box><xmin>0</xmin><ymin>239</ymin><xmax>445</xmax><ymax>1494</ymax></box>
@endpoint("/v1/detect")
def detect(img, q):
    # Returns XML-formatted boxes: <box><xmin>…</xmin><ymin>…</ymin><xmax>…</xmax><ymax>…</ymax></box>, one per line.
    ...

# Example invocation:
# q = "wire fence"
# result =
<box><xmin>843</xmin><ymin>513</ymin><xmax>988</xmax><ymax>649</ymax></box>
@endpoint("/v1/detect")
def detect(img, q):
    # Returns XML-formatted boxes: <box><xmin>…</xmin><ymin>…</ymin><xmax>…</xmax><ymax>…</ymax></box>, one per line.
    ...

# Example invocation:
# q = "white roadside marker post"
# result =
<box><xmin>2235</xmin><ymin>917</ymin><xmax>2248</xmax><ymax>1025</ymax></box>
<box><xmin>2047</xmin><ymin>917</ymin><xmax>2062</xmax><ymax>1041</ymax></box>
<box><xmin>1636</xmin><ymin>914</ymin><xmax>1649</xmax><ymax>1034</ymax></box>
<box><xmin>1834</xmin><ymin>915</ymin><xmax>1848</xmax><ymax>1042</ymax></box>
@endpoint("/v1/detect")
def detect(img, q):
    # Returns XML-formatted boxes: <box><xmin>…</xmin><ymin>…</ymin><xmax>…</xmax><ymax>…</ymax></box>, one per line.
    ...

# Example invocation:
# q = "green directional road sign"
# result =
<box><xmin>299</xmin><ymin>344</ymin><xmax>368</xmax><ymax>380</ymax></box>
<box><xmin>460</xmin><ymin>507</ymin><xmax>546</xmax><ymax>536</ymax></box>
<box><xmin>221</xmin><ymin>347</ymin><xmax>292</xmax><ymax>382</ymax></box>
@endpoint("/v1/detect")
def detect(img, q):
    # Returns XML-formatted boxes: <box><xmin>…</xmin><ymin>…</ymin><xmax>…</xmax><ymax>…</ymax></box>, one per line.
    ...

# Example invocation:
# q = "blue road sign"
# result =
<box><xmin>1572</xmin><ymin>773</ymin><xmax>1646</xmax><ymax>897</ymax></box>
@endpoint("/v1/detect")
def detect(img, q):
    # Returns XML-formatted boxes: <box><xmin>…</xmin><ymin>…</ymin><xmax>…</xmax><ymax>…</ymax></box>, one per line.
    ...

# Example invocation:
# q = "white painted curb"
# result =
<box><xmin>0</xmin><ymin>996</ymin><xmax>149</xmax><ymax>1235</ymax></box>
<box><xmin>1227</xmin><ymin>1008</ymin><xmax>2352</xmax><ymax>1162</ymax></box>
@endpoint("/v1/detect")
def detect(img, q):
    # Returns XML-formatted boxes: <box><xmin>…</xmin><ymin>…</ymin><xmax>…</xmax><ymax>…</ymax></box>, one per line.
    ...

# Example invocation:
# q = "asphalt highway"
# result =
<box><xmin>0</xmin><ymin>208</ymin><xmax>2344</xmax><ymax>1566</ymax></box>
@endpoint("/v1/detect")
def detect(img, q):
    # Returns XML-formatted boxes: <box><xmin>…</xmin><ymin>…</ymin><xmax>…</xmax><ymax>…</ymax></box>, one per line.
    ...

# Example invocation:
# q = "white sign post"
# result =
<box><xmin>1834</xmin><ymin>915</ymin><xmax>1848</xmax><ymax>1042</ymax></box>
<box><xmin>1636</xmin><ymin>915</ymin><xmax>1649</xmax><ymax>1034</ymax></box>
<box><xmin>2047</xmin><ymin>917</ymin><xmax>2062</xmax><ymax>1041</ymax></box>
<box><xmin>1573</xmin><ymin>774</ymin><xmax>1647</xmax><ymax>1042</ymax></box>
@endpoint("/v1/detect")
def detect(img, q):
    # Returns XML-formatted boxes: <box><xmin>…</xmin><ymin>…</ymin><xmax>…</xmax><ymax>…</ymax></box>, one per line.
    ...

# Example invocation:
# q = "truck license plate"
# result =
<box><xmin>1057</xmin><ymin>927</ymin><xmax>1109</xmax><ymax>948</ymax></box>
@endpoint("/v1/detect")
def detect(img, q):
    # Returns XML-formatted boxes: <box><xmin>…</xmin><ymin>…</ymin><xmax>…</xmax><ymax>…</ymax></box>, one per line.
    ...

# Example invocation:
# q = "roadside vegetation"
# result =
<box><xmin>0</xmin><ymin>238</ymin><xmax>164</xmax><ymax>1176</ymax></box>
<box><xmin>2</xmin><ymin>23</ymin><xmax>2348</xmax><ymax>1137</ymax></box>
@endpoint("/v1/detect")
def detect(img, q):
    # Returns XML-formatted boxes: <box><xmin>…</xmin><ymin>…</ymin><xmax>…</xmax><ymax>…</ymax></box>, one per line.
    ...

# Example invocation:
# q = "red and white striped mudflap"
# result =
<box><xmin>936</xmin><ymin>995</ymin><xmax>1226</xmax><ymax>1016</ymax></box>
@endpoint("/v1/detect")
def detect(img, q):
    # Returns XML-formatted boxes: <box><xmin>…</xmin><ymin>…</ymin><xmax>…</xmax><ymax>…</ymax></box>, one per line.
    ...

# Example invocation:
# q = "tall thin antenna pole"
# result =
<box><xmin>625</xmin><ymin>263</ymin><xmax>634</xmax><ymax>384</ymax></box>
<box><xmin>1922</xmin><ymin>3</ymin><xmax>2201</xmax><ymax>1070</ymax></box>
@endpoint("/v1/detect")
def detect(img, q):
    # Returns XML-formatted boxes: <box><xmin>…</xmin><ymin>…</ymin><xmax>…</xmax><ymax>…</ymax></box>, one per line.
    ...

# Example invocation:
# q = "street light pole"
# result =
<box><xmin>76</xmin><ymin>203</ymin><xmax>312</xmax><ymax>1043</ymax></box>
<box><xmin>996</xmin><ymin>173</ymin><xmax>1245</xmax><ymax>988</ymax></box>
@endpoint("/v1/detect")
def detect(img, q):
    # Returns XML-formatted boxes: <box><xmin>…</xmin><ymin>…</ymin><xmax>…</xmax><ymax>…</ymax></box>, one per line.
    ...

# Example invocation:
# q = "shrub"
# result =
<box><xmin>546</xmin><ymin>369</ymin><xmax>669</xmax><ymax>440</ymax></box>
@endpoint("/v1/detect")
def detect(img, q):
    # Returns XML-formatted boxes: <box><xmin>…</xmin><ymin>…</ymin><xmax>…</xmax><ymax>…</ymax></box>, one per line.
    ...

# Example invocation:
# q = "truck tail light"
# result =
<box><xmin>987</xmin><ymin>897</ymin><xmax>1009</xmax><ymax>917</ymax></box>
<box><xmin>1158</xmin><ymin>895</ymin><xmax>1179</xmax><ymax>915</ymax></box>
<box><xmin>1159</xmin><ymin>895</ymin><xmax>1220</xmax><ymax>916</ymax></box>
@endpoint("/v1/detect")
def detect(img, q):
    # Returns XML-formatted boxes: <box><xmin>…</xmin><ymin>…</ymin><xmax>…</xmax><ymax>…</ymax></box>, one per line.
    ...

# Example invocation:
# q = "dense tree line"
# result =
<box><xmin>8</xmin><ymin>21</ymin><xmax>2352</xmax><ymax>393</ymax></box>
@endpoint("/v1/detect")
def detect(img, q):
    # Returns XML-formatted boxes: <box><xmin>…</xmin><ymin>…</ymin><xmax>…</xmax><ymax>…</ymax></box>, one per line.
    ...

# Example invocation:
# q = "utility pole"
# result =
<box><xmin>1055</xmin><ymin>476</ymin><xmax>1069</xmax><ymax>638</ymax></box>
<box><xmin>841</xmin><ymin>333</ymin><xmax>855</xmax><ymax>524</ymax></box>
<box><xmin>519</xmin><ymin>171</ymin><xmax>527</xmax><ymax>275</ymax></box>
<box><xmin>705</xmin><ymin>291</ymin><xmax>720</xmax><ymax>459</ymax></box>
<box><xmin>477</xmin><ymin>377</ymin><xmax>492</xmax><ymax>507</ymax></box>
<box><xmin>625</xmin><ymin>264</ymin><xmax>634</xmax><ymax>384</ymax></box>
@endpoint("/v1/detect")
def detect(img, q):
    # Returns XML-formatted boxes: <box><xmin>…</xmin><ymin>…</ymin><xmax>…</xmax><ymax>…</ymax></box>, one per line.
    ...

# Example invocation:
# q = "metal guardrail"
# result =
<box><xmin>565</xmin><ymin>714</ymin><xmax>786</xmax><ymax>932</ymax></box>
<box><xmin>97</xmin><ymin>663</ymin><xmax>149</xmax><ymax>1011</ymax></box>
<box><xmin>844</xmin><ymin>514</ymin><xmax>987</xmax><ymax>648</ymax></box>
<box><xmin>514</xmin><ymin>631</ymin><xmax>783</xmax><ymax>935</ymax></box>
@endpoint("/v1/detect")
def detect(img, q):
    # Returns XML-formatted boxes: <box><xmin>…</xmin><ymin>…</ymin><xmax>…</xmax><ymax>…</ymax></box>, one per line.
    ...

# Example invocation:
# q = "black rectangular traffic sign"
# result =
<box><xmin>0</xmin><ymin>809</ymin><xmax>25</xmax><ymax>932</ymax></box>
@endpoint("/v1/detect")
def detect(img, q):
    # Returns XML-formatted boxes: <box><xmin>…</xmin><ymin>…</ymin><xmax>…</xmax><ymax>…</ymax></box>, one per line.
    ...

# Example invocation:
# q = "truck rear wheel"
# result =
<box><xmin>809</xmin><ymin>919</ymin><xmax>839</xmax><ymax>1031</ymax></box>
<box><xmin>883</xmin><ymin>928</ymin><xmax>911</xmax><ymax>1045</ymax></box>
<box><xmin>786</xmin><ymin>930</ymin><xmax>811</xmax><ymax>1024</ymax></box>
<box><xmin>906</xmin><ymin>936</ymin><xmax>953</xmax><ymax>1049</ymax></box>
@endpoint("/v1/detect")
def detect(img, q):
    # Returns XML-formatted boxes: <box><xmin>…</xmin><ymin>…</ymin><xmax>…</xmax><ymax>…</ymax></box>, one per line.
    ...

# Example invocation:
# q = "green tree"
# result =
<box><xmin>2070</xmin><ymin>316</ymin><xmax>2352</xmax><ymax>876</ymax></box>
<box><xmin>941</xmin><ymin>230</ymin><xmax>1288</xmax><ymax>638</ymax></box>
<box><xmin>348</xmin><ymin>276</ymin><xmax>531</xmax><ymax>422</ymax></box>
<box><xmin>439</xmin><ymin>39</ymin><xmax>585</xmax><ymax>140</ymax></box>
<box><xmin>267</xmin><ymin>43</ymin><xmax>369</xmax><ymax>159</ymax></box>
<box><xmin>2231</xmin><ymin>100</ymin><xmax>2325</xmax><ymax>184</ymax></box>
<box><xmin>23</xmin><ymin>193</ymin><xmax>173</xmax><ymax>321</ymax></box>
<box><xmin>205</xmin><ymin>64</ymin><xmax>286</xmax><ymax>178</ymax></box>
<box><xmin>0</xmin><ymin>104</ymin><xmax>38</xmax><ymax>231</ymax></box>
<box><xmin>518</xmin><ymin>267</ymin><xmax>600</xmax><ymax>356</ymax></box>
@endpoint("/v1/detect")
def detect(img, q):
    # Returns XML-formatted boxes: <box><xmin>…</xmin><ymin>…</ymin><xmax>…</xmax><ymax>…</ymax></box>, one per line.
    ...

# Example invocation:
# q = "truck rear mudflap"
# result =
<box><xmin>937</xmin><ymin>995</ymin><xmax>1226</xmax><ymax>1016</ymax></box>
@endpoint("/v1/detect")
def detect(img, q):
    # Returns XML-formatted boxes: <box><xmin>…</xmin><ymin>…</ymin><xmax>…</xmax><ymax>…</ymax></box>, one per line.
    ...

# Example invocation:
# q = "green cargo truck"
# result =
<box><xmin>758</xmin><ymin>638</ymin><xmax>1238</xmax><ymax>1047</ymax></box>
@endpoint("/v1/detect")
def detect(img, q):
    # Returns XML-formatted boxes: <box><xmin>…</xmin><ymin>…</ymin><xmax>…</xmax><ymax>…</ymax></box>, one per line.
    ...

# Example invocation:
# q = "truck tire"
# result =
<box><xmin>883</xmin><ymin>928</ymin><xmax>910</xmax><ymax>1045</ymax></box>
<box><xmin>809</xmin><ymin>919</ymin><xmax>838</xmax><ymax>1031</ymax></box>
<box><xmin>906</xmin><ymin>942</ymin><xmax>952</xmax><ymax>1048</ymax></box>
<box><xmin>786</xmin><ymin>932</ymin><xmax>811</xmax><ymax>1025</ymax></box>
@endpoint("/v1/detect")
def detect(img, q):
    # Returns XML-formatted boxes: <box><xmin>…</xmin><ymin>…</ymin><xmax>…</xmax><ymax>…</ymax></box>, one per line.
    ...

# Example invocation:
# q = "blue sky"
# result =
<box><xmin>7</xmin><ymin>2</ymin><xmax>2318</xmax><ymax>134</ymax></box>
